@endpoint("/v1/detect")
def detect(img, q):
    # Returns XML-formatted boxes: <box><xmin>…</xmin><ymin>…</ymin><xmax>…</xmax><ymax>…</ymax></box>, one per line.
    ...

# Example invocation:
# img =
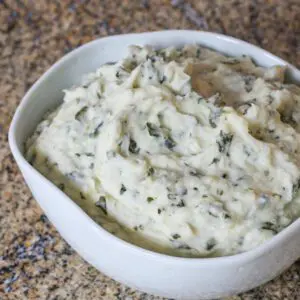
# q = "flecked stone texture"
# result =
<box><xmin>1</xmin><ymin>0</ymin><xmax>300</xmax><ymax>299</ymax></box>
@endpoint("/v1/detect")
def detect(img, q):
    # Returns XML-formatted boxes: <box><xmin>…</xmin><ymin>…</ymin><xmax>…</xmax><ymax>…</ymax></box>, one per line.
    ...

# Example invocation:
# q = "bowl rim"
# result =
<box><xmin>9</xmin><ymin>29</ymin><xmax>300</xmax><ymax>265</ymax></box>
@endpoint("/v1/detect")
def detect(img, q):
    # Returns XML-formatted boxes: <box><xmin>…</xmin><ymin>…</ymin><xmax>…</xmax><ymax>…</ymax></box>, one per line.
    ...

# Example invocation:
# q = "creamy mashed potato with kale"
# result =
<box><xmin>26</xmin><ymin>45</ymin><xmax>300</xmax><ymax>257</ymax></box>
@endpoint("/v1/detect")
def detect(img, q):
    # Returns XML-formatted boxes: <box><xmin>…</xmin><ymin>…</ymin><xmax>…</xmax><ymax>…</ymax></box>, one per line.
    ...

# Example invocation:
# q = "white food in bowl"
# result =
<box><xmin>9</xmin><ymin>31</ymin><xmax>300</xmax><ymax>299</ymax></box>
<box><xmin>25</xmin><ymin>43</ymin><xmax>300</xmax><ymax>258</ymax></box>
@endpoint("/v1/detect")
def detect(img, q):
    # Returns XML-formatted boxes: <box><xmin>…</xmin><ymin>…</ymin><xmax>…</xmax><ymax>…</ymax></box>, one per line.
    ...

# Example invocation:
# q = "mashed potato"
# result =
<box><xmin>26</xmin><ymin>45</ymin><xmax>300</xmax><ymax>257</ymax></box>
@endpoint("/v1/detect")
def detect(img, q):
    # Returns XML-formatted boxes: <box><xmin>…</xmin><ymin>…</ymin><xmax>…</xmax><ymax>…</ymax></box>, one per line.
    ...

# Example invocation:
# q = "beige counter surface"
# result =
<box><xmin>0</xmin><ymin>1</ymin><xmax>299</xmax><ymax>299</ymax></box>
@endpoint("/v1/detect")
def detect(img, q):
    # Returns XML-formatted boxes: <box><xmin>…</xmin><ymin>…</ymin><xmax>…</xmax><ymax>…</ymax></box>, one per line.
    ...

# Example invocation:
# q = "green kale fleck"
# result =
<box><xmin>206</xmin><ymin>238</ymin><xmax>217</xmax><ymax>251</ymax></box>
<box><xmin>75</xmin><ymin>106</ymin><xmax>88</xmax><ymax>121</ymax></box>
<box><xmin>58</xmin><ymin>183</ymin><xmax>65</xmax><ymax>191</ymax></box>
<box><xmin>176</xmin><ymin>199</ymin><xmax>185</xmax><ymax>207</ymax></box>
<box><xmin>216</xmin><ymin>131</ymin><xmax>234</xmax><ymax>156</ymax></box>
<box><xmin>224</xmin><ymin>213</ymin><xmax>231</xmax><ymax>219</ymax></box>
<box><xmin>222</xmin><ymin>58</ymin><xmax>240</xmax><ymax>65</ymax></box>
<box><xmin>167</xmin><ymin>193</ymin><xmax>177</xmax><ymax>200</ymax></box>
<box><xmin>84</xmin><ymin>153</ymin><xmax>94</xmax><ymax>157</ymax></box>
<box><xmin>176</xmin><ymin>243</ymin><xmax>191</xmax><ymax>250</ymax></box>
<box><xmin>217</xmin><ymin>189</ymin><xmax>224</xmax><ymax>196</ymax></box>
<box><xmin>147</xmin><ymin>196</ymin><xmax>155</xmax><ymax>203</ymax></box>
<box><xmin>239</xmin><ymin>103</ymin><xmax>252</xmax><ymax>115</ymax></box>
<box><xmin>120</xmin><ymin>184</ymin><xmax>127</xmax><ymax>195</ymax></box>
<box><xmin>172</xmin><ymin>233</ymin><xmax>181</xmax><ymax>240</ymax></box>
<box><xmin>197</xmin><ymin>96</ymin><xmax>204</xmax><ymax>104</ymax></box>
<box><xmin>208</xmin><ymin>211</ymin><xmax>217</xmax><ymax>218</ymax></box>
<box><xmin>146</xmin><ymin>122</ymin><xmax>160</xmax><ymax>137</ymax></box>
<box><xmin>147</xmin><ymin>167</ymin><xmax>155</xmax><ymax>176</ymax></box>
<box><xmin>243</xmin><ymin>145</ymin><xmax>252</xmax><ymax>157</ymax></box>
<box><xmin>180</xmin><ymin>187</ymin><xmax>188</xmax><ymax>196</ymax></box>
<box><xmin>159</xmin><ymin>75</ymin><xmax>166</xmax><ymax>84</ymax></box>
<box><xmin>134</xmin><ymin>224</ymin><xmax>144</xmax><ymax>231</ymax></box>
<box><xmin>190</xmin><ymin>170</ymin><xmax>203</xmax><ymax>177</ymax></box>
<box><xmin>210</xmin><ymin>157</ymin><xmax>220</xmax><ymax>165</ymax></box>
<box><xmin>29</xmin><ymin>152</ymin><xmax>37</xmax><ymax>165</ymax></box>
<box><xmin>261</xmin><ymin>221</ymin><xmax>278</xmax><ymax>234</ymax></box>
<box><xmin>129</xmin><ymin>138</ymin><xmax>140</xmax><ymax>154</ymax></box>
<box><xmin>146</xmin><ymin>55</ymin><xmax>156</xmax><ymax>63</ymax></box>
<box><xmin>164</xmin><ymin>135</ymin><xmax>176</xmax><ymax>150</ymax></box>
<box><xmin>95</xmin><ymin>196</ymin><xmax>107</xmax><ymax>215</ymax></box>
<box><xmin>89</xmin><ymin>122</ymin><xmax>104</xmax><ymax>137</ymax></box>
<box><xmin>292</xmin><ymin>177</ymin><xmax>300</xmax><ymax>197</ymax></box>
<box><xmin>106</xmin><ymin>150</ymin><xmax>116</xmax><ymax>159</ymax></box>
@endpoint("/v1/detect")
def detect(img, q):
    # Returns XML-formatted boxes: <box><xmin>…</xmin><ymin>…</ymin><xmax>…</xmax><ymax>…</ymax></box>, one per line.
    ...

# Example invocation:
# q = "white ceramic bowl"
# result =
<box><xmin>9</xmin><ymin>31</ymin><xmax>300</xmax><ymax>300</ymax></box>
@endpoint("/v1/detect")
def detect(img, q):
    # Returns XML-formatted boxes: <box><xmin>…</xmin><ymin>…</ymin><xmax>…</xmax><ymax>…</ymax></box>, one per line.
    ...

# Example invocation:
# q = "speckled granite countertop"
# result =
<box><xmin>0</xmin><ymin>0</ymin><xmax>300</xmax><ymax>299</ymax></box>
